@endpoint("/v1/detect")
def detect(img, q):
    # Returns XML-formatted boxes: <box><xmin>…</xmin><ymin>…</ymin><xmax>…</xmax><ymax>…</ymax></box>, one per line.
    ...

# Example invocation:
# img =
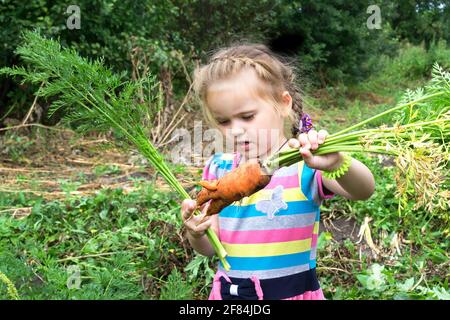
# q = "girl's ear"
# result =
<box><xmin>280</xmin><ymin>91</ymin><xmax>293</xmax><ymax>117</ymax></box>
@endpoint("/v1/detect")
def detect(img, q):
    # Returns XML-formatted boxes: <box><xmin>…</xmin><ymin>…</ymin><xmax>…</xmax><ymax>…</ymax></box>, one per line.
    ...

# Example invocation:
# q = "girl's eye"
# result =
<box><xmin>217</xmin><ymin>119</ymin><xmax>230</xmax><ymax>125</ymax></box>
<box><xmin>242</xmin><ymin>114</ymin><xmax>255</xmax><ymax>121</ymax></box>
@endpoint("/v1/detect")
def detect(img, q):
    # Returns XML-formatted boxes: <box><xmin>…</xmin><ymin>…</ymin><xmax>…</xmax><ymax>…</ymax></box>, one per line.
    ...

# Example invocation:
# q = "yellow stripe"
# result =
<box><xmin>222</xmin><ymin>238</ymin><xmax>312</xmax><ymax>257</ymax></box>
<box><xmin>313</xmin><ymin>221</ymin><xmax>319</xmax><ymax>234</ymax></box>
<box><xmin>235</xmin><ymin>187</ymin><xmax>307</xmax><ymax>206</ymax></box>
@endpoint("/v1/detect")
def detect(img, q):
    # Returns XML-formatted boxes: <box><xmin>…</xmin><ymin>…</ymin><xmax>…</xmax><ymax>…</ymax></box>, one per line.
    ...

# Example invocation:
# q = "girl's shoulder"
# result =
<box><xmin>201</xmin><ymin>152</ymin><xmax>240</xmax><ymax>181</ymax></box>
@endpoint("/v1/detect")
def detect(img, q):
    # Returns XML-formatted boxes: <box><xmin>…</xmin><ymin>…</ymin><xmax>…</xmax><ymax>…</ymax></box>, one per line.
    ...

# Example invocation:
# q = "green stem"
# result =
<box><xmin>331</xmin><ymin>91</ymin><xmax>446</xmax><ymax>136</ymax></box>
<box><xmin>57</xmin><ymin>72</ymin><xmax>231</xmax><ymax>269</ymax></box>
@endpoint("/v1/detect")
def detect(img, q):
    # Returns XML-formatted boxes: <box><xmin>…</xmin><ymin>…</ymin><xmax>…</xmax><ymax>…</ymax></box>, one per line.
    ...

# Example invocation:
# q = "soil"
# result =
<box><xmin>0</xmin><ymin>127</ymin><xmax>202</xmax><ymax>203</ymax></box>
<box><xmin>320</xmin><ymin>217</ymin><xmax>359</xmax><ymax>243</ymax></box>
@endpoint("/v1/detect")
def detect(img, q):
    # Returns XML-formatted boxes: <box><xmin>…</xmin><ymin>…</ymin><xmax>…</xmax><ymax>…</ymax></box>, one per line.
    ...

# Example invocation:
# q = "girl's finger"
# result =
<box><xmin>182</xmin><ymin>199</ymin><xmax>196</xmax><ymax>211</ymax></box>
<box><xmin>317</xmin><ymin>130</ymin><xmax>328</xmax><ymax>144</ymax></box>
<box><xmin>298</xmin><ymin>133</ymin><xmax>310</xmax><ymax>149</ymax></box>
<box><xmin>191</xmin><ymin>210</ymin><xmax>208</xmax><ymax>223</ymax></box>
<box><xmin>200</xmin><ymin>201</ymin><xmax>211</xmax><ymax>215</ymax></box>
<box><xmin>181</xmin><ymin>200</ymin><xmax>196</xmax><ymax>220</ymax></box>
<box><xmin>288</xmin><ymin>138</ymin><xmax>300</xmax><ymax>149</ymax></box>
<box><xmin>194</xmin><ymin>219</ymin><xmax>211</xmax><ymax>232</ymax></box>
<box><xmin>300</xmin><ymin>146</ymin><xmax>313</xmax><ymax>161</ymax></box>
<box><xmin>308</xmin><ymin>130</ymin><xmax>318</xmax><ymax>150</ymax></box>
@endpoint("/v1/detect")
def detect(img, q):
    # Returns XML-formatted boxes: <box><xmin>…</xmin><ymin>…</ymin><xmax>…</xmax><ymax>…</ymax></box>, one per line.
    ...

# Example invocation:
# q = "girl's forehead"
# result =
<box><xmin>207</xmin><ymin>69</ymin><xmax>269</xmax><ymax>115</ymax></box>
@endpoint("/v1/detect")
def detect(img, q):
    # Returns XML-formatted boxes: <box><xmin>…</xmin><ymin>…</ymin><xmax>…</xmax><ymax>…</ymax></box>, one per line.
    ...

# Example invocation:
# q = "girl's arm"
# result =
<box><xmin>321</xmin><ymin>153</ymin><xmax>375</xmax><ymax>201</ymax></box>
<box><xmin>186</xmin><ymin>214</ymin><xmax>220</xmax><ymax>257</ymax></box>
<box><xmin>288</xmin><ymin>130</ymin><xmax>375</xmax><ymax>201</ymax></box>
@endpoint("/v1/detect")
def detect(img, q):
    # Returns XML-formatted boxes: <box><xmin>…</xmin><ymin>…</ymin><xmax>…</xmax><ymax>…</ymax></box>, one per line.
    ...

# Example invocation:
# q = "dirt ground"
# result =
<box><xmin>0</xmin><ymin>127</ymin><xmax>202</xmax><ymax>200</ymax></box>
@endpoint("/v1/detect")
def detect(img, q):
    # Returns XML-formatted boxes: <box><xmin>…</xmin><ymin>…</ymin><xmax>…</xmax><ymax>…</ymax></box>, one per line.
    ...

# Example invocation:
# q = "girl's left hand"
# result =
<box><xmin>288</xmin><ymin>129</ymin><xmax>344</xmax><ymax>172</ymax></box>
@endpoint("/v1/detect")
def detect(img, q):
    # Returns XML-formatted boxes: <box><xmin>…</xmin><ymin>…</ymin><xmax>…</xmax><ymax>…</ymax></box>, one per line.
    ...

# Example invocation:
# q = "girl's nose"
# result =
<box><xmin>230</xmin><ymin>127</ymin><xmax>245</xmax><ymax>137</ymax></box>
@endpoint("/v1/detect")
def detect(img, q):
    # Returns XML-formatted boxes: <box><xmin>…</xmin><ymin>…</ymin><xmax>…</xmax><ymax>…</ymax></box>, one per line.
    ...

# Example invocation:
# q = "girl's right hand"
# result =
<box><xmin>181</xmin><ymin>199</ymin><xmax>212</xmax><ymax>238</ymax></box>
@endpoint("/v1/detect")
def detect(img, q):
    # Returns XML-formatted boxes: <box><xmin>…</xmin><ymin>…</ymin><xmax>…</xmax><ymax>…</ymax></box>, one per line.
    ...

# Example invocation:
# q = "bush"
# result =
<box><xmin>376</xmin><ymin>40</ymin><xmax>450</xmax><ymax>83</ymax></box>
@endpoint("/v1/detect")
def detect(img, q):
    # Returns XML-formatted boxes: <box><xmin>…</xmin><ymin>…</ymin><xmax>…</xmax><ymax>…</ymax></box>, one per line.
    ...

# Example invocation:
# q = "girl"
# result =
<box><xmin>181</xmin><ymin>44</ymin><xmax>375</xmax><ymax>300</ymax></box>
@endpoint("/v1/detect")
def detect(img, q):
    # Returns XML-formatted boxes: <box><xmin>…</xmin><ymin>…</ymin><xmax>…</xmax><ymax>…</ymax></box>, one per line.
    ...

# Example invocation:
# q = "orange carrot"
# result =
<box><xmin>196</xmin><ymin>162</ymin><xmax>271</xmax><ymax>217</ymax></box>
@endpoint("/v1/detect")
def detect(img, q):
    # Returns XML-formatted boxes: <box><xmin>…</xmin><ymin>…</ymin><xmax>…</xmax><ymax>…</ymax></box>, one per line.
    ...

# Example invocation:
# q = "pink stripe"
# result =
<box><xmin>202</xmin><ymin>162</ymin><xmax>217</xmax><ymax>180</ymax></box>
<box><xmin>219</xmin><ymin>225</ymin><xmax>315</xmax><ymax>244</ymax></box>
<box><xmin>202</xmin><ymin>161</ymin><xmax>211</xmax><ymax>180</ymax></box>
<box><xmin>202</xmin><ymin>167</ymin><xmax>209</xmax><ymax>180</ymax></box>
<box><xmin>311</xmin><ymin>233</ymin><xmax>318</xmax><ymax>248</ymax></box>
<box><xmin>207</xmin><ymin>173</ymin><xmax>217</xmax><ymax>180</ymax></box>
<box><xmin>203</xmin><ymin>153</ymin><xmax>239</xmax><ymax>181</ymax></box>
<box><xmin>317</xmin><ymin>171</ymin><xmax>334</xmax><ymax>199</ymax></box>
<box><xmin>202</xmin><ymin>163</ymin><xmax>217</xmax><ymax>180</ymax></box>
<box><xmin>265</xmin><ymin>174</ymin><xmax>299</xmax><ymax>189</ymax></box>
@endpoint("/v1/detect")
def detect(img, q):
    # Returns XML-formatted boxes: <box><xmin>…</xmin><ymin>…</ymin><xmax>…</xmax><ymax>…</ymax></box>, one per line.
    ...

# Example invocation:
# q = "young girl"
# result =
<box><xmin>181</xmin><ymin>44</ymin><xmax>375</xmax><ymax>300</ymax></box>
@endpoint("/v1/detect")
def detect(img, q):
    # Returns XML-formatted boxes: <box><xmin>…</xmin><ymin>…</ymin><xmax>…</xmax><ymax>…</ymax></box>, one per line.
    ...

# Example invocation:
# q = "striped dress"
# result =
<box><xmin>202</xmin><ymin>152</ymin><xmax>334</xmax><ymax>300</ymax></box>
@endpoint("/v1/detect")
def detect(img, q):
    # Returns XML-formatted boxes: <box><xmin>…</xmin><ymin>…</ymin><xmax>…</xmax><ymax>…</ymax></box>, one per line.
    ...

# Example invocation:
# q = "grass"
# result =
<box><xmin>0</xmin><ymin>130</ymin><xmax>216</xmax><ymax>300</ymax></box>
<box><xmin>0</xmin><ymin>178</ymin><xmax>215</xmax><ymax>299</ymax></box>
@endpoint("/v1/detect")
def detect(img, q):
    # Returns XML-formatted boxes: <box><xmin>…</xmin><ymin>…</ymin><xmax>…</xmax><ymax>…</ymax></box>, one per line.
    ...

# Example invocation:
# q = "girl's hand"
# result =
<box><xmin>181</xmin><ymin>199</ymin><xmax>211</xmax><ymax>238</ymax></box>
<box><xmin>288</xmin><ymin>129</ymin><xmax>344</xmax><ymax>171</ymax></box>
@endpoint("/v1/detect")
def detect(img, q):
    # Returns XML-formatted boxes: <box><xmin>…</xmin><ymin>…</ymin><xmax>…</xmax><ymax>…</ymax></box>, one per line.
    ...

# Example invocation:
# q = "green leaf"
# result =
<box><xmin>356</xmin><ymin>274</ymin><xmax>369</xmax><ymax>288</ymax></box>
<box><xmin>397</xmin><ymin>277</ymin><xmax>415</xmax><ymax>292</ymax></box>
<box><xmin>317</xmin><ymin>231</ymin><xmax>333</xmax><ymax>250</ymax></box>
<box><xmin>99</xmin><ymin>209</ymin><xmax>109</xmax><ymax>220</ymax></box>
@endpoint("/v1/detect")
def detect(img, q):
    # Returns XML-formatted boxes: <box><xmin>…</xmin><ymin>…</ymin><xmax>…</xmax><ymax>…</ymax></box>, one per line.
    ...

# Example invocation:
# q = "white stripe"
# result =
<box><xmin>218</xmin><ymin>263</ymin><xmax>312</xmax><ymax>280</ymax></box>
<box><xmin>220</xmin><ymin>213</ymin><xmax>317</xmax><ymax>231</ymax></box>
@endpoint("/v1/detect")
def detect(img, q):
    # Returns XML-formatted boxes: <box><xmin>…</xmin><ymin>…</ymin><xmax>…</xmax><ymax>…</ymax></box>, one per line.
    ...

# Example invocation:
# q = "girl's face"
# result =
<box><xmin>206</xmin><ymin>68</ymin><xmax>292</xmax><ymax>161</ymax></box>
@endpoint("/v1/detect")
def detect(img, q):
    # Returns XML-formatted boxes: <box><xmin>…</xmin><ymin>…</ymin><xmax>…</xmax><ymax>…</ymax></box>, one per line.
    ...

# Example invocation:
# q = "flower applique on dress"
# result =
<box><xmin>255</xmin><ymin>185</ymin><xmax>288</xmax><ymax>219</ymax></box>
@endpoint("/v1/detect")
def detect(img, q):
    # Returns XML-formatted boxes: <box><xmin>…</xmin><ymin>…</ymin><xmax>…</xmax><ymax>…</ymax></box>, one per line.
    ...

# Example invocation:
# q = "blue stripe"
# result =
<box><xmin>310</xmin><ymin>259</ymin><xmax>316</xmax><ymax>269</ymax></box>
<box><xmin>212</xmin><ymin>154</ymin><xmax>233</xmax><ymax>170</ymax></box>
<box><xmin>215</xmin><ymin>161</ymin><xmax>233</xmax><ymax>170</ymax></box>
<box><xmin>220</xmin><ymin>251</ymin><xmax>311</xmax><ymax>270</ymax></box>
<box><xmin>301</xmin><ymin>162</ymin><xmax>315</xmax><ymax>201</ymax></box>
<box><xmin>219</xmin><ymin>200</ymin><xmax>319</xmax><ymax>218</ymax></box>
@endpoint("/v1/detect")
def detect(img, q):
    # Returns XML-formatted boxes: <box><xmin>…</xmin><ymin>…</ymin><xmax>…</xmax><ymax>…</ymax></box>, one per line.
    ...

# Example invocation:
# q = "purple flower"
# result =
<box><xmin>299</xmin><ymin>113</ymin><xmax>313</xmax><ymax>133</ymax></box>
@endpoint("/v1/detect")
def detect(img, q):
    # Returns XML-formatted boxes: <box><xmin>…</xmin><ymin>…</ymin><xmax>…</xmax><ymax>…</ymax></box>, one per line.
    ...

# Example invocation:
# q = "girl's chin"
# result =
<box><xmin>241</xmin><ymin>142</ymin><xmax>251</xmax><ymax>152</ymax></box>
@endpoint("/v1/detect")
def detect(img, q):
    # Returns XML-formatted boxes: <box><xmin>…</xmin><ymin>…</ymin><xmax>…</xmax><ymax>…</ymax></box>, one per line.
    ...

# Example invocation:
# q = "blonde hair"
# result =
<box><xmin>192</xmin><ymin>43</ymin><xmax>305</xmax><ymax>137</ymax></box>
